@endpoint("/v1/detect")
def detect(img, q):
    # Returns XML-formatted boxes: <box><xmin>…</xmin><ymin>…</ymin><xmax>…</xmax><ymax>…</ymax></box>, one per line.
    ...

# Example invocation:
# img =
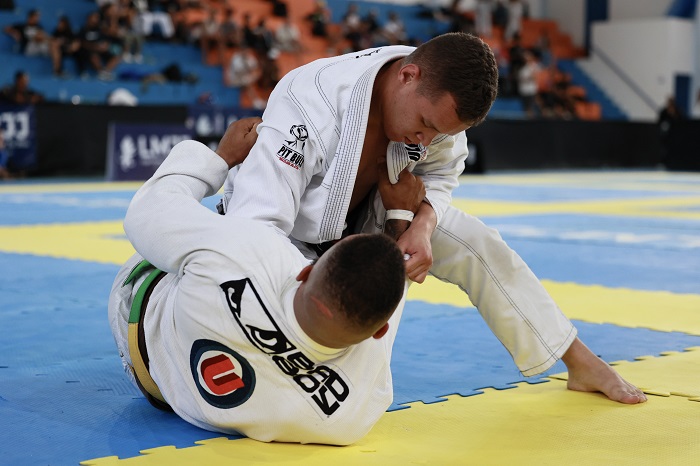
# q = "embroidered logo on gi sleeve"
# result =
<box><xmin>404</xmin><ymin>143</ymin><xmax>427</xmax><ymax>162</ymax></box>
<box><xmin>276</xmin><ymin>124</ymin><xmax>307</xmax><ymax>170</ymax></box>
<box><xmin>190</xmin><ymin>339</ymin><xmax>256</xmax><ymax>409</ymax></box>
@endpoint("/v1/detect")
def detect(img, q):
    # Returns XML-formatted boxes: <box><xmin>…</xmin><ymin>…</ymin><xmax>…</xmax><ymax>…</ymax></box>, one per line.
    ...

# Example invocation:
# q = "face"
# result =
<box><xmin>383</xmin><ymin>64</ymin><xmax>471</xmax><ymax>146</ymax></box>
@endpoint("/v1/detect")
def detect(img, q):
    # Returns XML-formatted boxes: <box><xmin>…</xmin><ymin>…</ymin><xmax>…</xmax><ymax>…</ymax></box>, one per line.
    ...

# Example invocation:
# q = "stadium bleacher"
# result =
<box><xmin>0</xmin><ymin>0</ymin><xmax>240</xmax><ymax>106</ymax></box>
<box><xmin>0</xmin><ymin>0</ymin><xmax>621</xmax><ymax>120</ymax></box>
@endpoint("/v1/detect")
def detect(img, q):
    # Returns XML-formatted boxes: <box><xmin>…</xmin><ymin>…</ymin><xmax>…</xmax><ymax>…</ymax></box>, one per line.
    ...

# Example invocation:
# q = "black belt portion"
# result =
<box><xmin>304</xmin><ymin>240</ymin><xmax>338</xmax><ymax>257</ymax></box>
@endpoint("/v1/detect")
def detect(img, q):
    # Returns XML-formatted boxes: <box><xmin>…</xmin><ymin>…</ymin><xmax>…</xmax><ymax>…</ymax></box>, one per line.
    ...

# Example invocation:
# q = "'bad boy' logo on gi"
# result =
<box><xmin>190</xmin><ymin>339</ymin><xmax>256</xmax><ymax>409</ymax></box>
<box><xmin>221</xmin><ymin>278</ymin><xmax>351</xmax><ymax>417</ymax></box>
<box><xmin>276</xmin><ymin>124</ymin><xmax>307</xmax><ymax>170</ymax></box>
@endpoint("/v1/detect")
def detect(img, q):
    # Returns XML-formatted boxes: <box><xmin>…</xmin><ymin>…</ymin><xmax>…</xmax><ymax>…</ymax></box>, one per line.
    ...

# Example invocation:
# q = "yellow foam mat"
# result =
<box><xmin>0</xmin><ymin>221</ymin><xmax>132</xmax><ymax>264</ymax></box>
<box><xmin>451</xmin><ymin>196</ymin><xmax>700</xmax><ymax>221</ymax></box>
<box><xmin>81</xmin><ymin>379</ymin><xmax>700</xmax><ymax>465</ymax></box>
<box><xmin>408</xmin><ymin>276</ymin><xmax>700</xmax><ymax>336</ymax></box>
<box><xmin>0</xmin><ymin>182</ymin><xmax>142</xmax><ymax>193</ymax></box>
<box><xmin>1</xmin><ymin>221</ymin><xmax>698</xmax><ymax>336</ymax></box>
<box><xmin>551</xmin><ymin>347</ymin><xmax>700</xmax><ymax>400</ymax></box>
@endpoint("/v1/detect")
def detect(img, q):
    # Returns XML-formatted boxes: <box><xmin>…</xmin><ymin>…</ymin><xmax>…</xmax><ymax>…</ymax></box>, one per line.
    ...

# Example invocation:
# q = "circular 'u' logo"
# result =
<box><xmin>190</xmin><ymin>339</ymin><xmax>256</xmax><ymax>409</ymax></box>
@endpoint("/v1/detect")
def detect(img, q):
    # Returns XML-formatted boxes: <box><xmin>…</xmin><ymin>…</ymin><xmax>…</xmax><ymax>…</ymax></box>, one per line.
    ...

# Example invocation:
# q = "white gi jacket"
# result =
<box><xmin>221</xmin><ymin>45</ymin><xmax>468</xmax><ymax>243</ymax></box>
<box><xmin>109</xmin><ymin>142</ymin><xmax>406</xmax><ymax>445</ymax></box>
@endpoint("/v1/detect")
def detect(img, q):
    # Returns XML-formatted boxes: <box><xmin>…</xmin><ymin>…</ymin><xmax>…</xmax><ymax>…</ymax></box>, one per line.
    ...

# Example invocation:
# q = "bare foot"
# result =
<box><xmin>562</xmin><ymin>338</ymin><xmax>647</xmax><ymax>404</ymax></box>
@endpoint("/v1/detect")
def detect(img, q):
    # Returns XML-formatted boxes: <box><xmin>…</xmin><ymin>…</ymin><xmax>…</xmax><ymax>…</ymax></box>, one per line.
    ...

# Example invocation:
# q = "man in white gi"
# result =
<box><xmin>109</xmin><ymin>118</ymin><xmax>429</xmax><ymax>444</ymax></box>
<box><xmin>218</xmin><ymin>32</ymin><xmax>647</xmax><ymax>404</ymax></box>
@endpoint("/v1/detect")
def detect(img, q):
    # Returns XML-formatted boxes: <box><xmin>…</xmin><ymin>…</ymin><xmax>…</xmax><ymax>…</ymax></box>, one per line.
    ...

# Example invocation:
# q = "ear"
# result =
<box><xmin>296</xmin><ymin>264</ymin><xmax>313</xmax><ymax>282</ymax></box>
<box><xmin>311</xmin><ymin>295</ymin><xmax>334</xmax><ymax>319</ymax></box>
<box><xmin>372</xmin><ymin>322</ymin><xmax>390</xmax><ymax>340</ymax></box>
<box><xmin>399</xmin><ymin>63</ymin><xmax>420</xmax><ymax>85</ymax></box>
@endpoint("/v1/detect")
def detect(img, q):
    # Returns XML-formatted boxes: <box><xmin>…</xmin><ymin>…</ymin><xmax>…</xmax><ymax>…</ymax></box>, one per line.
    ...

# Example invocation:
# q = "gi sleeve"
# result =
<box><xmin>223</xmin><ymin>87</ymin><xmax>323</xmax><ymax>237</ymax></box>
<box><xmin>413</xmin><ymin>132</ymin><xmax>468</xmax><ymax>225</ymax></box>
<box><xmin>123</xmin><ymin>140</ymin><xmax>231</xmax><ymax>274</ymax></box>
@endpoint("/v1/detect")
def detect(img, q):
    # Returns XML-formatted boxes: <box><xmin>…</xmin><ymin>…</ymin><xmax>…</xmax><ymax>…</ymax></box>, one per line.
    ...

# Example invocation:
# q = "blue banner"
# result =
<box><xmin>186</xmin><ymin>105</ymin><xmax>262</xmax><ymax>138</ymax></box>
<box><xmin>106</xmin><ymin>122</ymin><xmax>192</xmax><ymax>181</ymax></box>
<box><xmin>0</xmin><ymin>104</ymin><xmax>37</xmax><ymax>170</ymax></box>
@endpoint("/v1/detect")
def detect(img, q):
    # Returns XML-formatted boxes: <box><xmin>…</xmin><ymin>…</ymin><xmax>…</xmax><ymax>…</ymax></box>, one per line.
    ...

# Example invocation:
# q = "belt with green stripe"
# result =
<box><xmin>123</xmin><ymin>259</ymin><xmax>171</xmax><ymax>411</ymax></box>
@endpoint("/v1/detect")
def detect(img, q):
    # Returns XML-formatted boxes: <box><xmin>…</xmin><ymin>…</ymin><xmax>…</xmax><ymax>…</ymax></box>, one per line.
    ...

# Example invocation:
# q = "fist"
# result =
<box><xmin>216</xmin><ymin>117</ymin><xmax>262</xmax><ymax>168</ymax></box>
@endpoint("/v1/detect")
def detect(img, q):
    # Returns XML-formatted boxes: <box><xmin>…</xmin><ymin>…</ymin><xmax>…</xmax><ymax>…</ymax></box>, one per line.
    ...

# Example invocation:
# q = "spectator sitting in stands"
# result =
<box><xmin>0</xmin><ymin>71</ymin><xmax>44</xmax><ymax>105</ymax></box>
<box><xmin>341</xmin><ymin>3</ymin><xmax>363</xmax><ymax>51</ymax></box>
<box><xmin>3</xmin><ymin>9</ymin><xmax>51</xmax><ymax>57</ymax></box>
<box><xmin>77</xmin><ymin>11</ymin><xmax>122</xmax><ymax>80</ymax></box>
<box><xmin>50</xmin><ymin>16</ymin><xmax>82</xmax><ymax>77</ymax></box>
<box><xmin>443</xmin><ymin>0</ymin><xmax>475</xmax><ymax>35</ymax></box>
<box><xmin>218</xmin><ymin>7</ymin><xmax>240</xmax><ymax>49</ymax></box>
<box><xmin>252</xmin><ymin>18</ymin><xmax>275</xmax><ymax>57</ymax></box>
<box><xmin>551</xmin><ymin>71</ymin><xmax>577</xmax><ymax>120</ymax></box>
<box><xmin>99</xmin><ymin>3</ymin><xmax>128</xmax><ymax>63</ymax></box>
<box><xmin>241</xmin><ymin>13</ymin><xmax>256</xmax><ymax>48</ymax></box>
<box><xmin>117</xmin><ymin>0</ymin><xmax>145</xmax><ymax>63</ymax></box>
<box><xmin>533</xmin><ymin>31</ymin><xmax>553</xmax><ymax>67</ymax></box>
<box><xmin>197</xmin><ymin>9</ymin><xmax>221</xmax><ymax>61</ymax></box>
<box><xmin>224</xmin><ymin>44</ymin><xmax>266</xmax><ymax>110</ymax></box>
<box><xmin>362</xmin><ymin>8</ymin><xmax>381</xmax><ymax>44</ymax></box>
<box><xmin>306</xmin><ymin>0</ymin><xmax>331</xmax><ymax>38</ymax></box>
<box><xmin>132</xmin><ymin>0</ymin><xmax>176</xmax><ymax>40</ymax></box>
<box><xmin>506</xmin><ymin>32</ymin><xmax>525</xmax><ymax>96</ymax></box>
<box><xmin>275</xmin><ymin>17</ymin><xmax>302</xmax><ymax>54</ymax></box>
<box><xmin>517</xmin><ymin>50</ymin><xmax>541</xmax><ymax>119</ymax></box>
<box><xmin>379</xmin><ymin>11</ymin><xmax>408</xmax><ymax>46</ymax></box>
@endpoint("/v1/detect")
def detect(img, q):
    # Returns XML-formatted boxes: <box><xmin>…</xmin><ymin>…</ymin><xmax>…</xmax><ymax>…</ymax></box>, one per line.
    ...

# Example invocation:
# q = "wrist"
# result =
<box><xmin>383</xmin><ymin>218</ymin><xmax>411</xmax><ymax>241</ymax></box>
<box><xmin>413</xmin><ymin>202</ymin><xmax>437</xmax><ymax>231</ymax></box>
<box><xmin>385</xmin><ymin>209</ymin><xmax>415</xmax><ymax>222</ymax></box>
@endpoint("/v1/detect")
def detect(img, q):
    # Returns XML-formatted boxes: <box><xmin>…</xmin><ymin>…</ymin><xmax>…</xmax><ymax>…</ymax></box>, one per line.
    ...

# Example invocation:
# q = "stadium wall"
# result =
<box><xmin>26</xmin><ymin>105</ymin><xmax>667</xmax><ymax>177</ymax></box>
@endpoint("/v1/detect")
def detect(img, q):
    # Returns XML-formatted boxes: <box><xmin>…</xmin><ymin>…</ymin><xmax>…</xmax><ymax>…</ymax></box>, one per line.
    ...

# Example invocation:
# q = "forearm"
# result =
<box><xmin>125</xmin><ymin>141</ymin><xmax>228</xmax><ymax>273</ymax></box>
<box><xmin>409</xmin><ymin>201</ymin><xmax>438</xmax><ymax>238</ymax></box>
<box><xmin>384</xmin><ymin>219</ymin><xmax>410</xmax><ymax>241</ymax></box>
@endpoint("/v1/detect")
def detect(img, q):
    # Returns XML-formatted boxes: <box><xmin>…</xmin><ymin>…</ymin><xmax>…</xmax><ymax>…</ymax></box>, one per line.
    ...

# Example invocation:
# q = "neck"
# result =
<box><xmin>293</xmin><ymin>283</ymin><xmax>330</xmax><ymax>347</ymax></box>
<box><xmin>371</xmin><ymin>59</ymin><xmax>400</xmax><ymax>127</ymax></box>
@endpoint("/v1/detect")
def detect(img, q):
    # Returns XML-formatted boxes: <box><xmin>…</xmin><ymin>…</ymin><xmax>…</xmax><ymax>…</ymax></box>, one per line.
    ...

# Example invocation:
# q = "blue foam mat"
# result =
<box><xmin>2</xmin><ymin>253</ymin><xmax>700</xmax><ymax>464</ymax></box>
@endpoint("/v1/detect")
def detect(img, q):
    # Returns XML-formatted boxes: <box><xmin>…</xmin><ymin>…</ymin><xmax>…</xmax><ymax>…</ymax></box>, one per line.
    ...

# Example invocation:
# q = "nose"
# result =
<box><xmin>416</xmin><ymin>129</ymin><xmax>438</xmax><ymax>146</ymax></box>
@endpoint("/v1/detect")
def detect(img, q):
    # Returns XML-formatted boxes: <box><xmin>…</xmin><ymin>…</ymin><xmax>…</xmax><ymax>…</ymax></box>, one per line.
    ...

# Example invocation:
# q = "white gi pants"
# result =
<box><xmin>360</xmin><ymin>198</ymin><xmax>577</xmax><ymax>376</ymax></box>
<box><xmin>428</xmin><ymin>206</ymin><xmax>576</xmax><ymax>376</ymax></box>
<box><xmin>108</xmin><ymin>254</ymin><xmax>142</xmax><ymax>391</ymax></box>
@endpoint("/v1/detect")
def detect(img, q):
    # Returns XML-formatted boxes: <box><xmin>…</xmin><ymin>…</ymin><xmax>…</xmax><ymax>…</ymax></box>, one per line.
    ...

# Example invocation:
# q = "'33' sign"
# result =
<box><xmin>0</xmin><ymin>108</ymin><xmax>31</xmax><ymax>142</ymax></box>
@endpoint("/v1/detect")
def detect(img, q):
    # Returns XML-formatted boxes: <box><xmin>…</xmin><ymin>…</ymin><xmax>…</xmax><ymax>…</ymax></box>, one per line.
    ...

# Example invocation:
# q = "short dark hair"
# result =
<box><xmin>403</xmin><ymin>32</ymin><xmax>499</xmax><ymax>126</ymax></box>
<box><xmin>320</xmin><ymin>234</ymin><xmax>405</xmax><ymax>330</ymax></box>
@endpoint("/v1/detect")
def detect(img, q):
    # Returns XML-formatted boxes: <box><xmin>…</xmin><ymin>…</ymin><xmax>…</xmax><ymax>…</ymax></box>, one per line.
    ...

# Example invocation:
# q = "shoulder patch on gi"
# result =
<box><xmin>190</xmin><ymin>339</ymin><xmax>256</xmax><ymax>409</ymax></box>
<box><xmin>276</xmin><ymin>124</ymin><xmax>307</xmax><ymax>170</ymax></box>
